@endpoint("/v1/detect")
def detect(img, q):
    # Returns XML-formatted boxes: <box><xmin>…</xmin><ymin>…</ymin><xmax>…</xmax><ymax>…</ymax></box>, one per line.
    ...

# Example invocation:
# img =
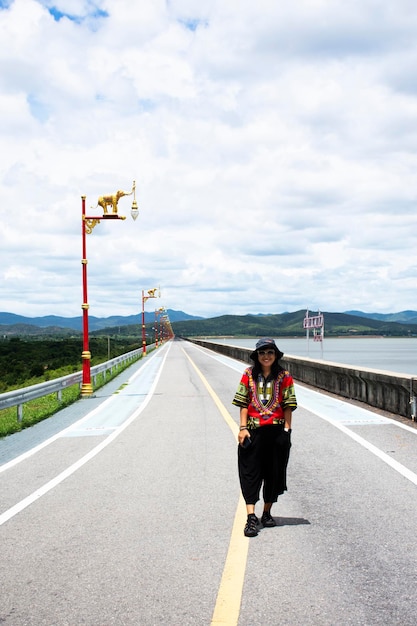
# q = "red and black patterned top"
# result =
<box><xmin>232</xmin><ymin>367</ymin><xmax>297</xmax><ymax>428</ymax></box>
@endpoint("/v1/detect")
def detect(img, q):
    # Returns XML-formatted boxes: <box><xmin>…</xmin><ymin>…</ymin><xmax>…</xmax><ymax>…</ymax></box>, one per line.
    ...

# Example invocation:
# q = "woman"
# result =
<box><xmin>232</xmin><ymin>338</ymin><xmax>297</xmax><ymax>537</ymax></box>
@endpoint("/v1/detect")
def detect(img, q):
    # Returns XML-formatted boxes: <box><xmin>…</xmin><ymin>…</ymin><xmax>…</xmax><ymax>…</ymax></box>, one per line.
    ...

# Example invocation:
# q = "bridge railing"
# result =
<box><xmin>0</xmin><ymin>347</ymin><xmax>148</xmax><ymax>422</ymax></box>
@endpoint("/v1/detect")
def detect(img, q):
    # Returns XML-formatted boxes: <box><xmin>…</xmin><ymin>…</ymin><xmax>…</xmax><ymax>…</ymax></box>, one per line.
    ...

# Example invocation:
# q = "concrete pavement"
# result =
<box><xmin>1</xmin><ymin>338</ymin><xmax>417</xmax><ymax>625</ymax></box>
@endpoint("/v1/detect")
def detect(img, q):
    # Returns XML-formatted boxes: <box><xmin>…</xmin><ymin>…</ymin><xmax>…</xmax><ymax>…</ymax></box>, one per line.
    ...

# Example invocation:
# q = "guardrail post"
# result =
<box><xmin>410</xmin><ymin>396</ymin><xmax>416</xmax><ymax>421</ymax></box>
<box><xmin>410</xmin><ymin>379</ymin><xmax>416</xmax><ymax>422</ymax></box>
<box><xmin>17</xmin><ymin>403</ymin><xmax>23</xmax><ymax>423</ymax></box>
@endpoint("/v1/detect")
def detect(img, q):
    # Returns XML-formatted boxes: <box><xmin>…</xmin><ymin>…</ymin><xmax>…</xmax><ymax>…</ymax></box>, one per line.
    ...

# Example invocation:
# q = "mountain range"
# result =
<box><xmin>169</xmin><ymin>310</ymin><xmax>417</xmax><ymax>338</ymax></box>
<box><xmin>1</xmin><ymin>309</ymin><xmax>417</xmax><ymax>337</ymax></box>
<box><xmin>345</xmin><ymin>310</ymin><xmax>417</xmax><ymax>324</ymax></box>
<box><xmin>0</xmin><ymin>310</ymin><xmax>202</xmax><ymax>334</ymax></box>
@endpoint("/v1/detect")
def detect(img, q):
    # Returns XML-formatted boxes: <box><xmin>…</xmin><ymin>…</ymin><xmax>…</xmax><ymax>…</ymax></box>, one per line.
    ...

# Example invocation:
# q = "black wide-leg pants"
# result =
<box><xmin>238</xmin><ymin>425</ymin><xmax>292</xmax><ymax>505</ymax></box>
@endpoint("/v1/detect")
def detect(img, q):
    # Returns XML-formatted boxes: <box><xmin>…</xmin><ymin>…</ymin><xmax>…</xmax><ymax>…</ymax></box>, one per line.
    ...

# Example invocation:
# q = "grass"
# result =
<box><xmin>0</xmin><ymin>358</ymin><xmax>141</xmax><ymax>438</ymax></box>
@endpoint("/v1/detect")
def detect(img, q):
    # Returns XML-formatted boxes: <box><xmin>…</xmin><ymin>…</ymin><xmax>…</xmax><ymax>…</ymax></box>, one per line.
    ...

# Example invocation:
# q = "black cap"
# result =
<box><xmin>250</xmin><ymin>337</ymin><xmax>284</xmax><ymax>361</ymax></box>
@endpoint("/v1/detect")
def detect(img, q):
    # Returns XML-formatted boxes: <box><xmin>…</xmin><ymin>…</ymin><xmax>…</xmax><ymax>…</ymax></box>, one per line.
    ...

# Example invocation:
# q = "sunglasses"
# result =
<box><xmin>257</xmin><ymin>349</ymin><xmax>275</xmax><ymax>356</ymax></box>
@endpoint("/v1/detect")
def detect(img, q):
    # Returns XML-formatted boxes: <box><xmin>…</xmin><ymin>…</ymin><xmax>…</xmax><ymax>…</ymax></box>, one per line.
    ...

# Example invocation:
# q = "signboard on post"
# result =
<box><xmin>313</xmin><ymin>328</ymin><xmax>323</xmax><ymax>342</ymax></box>
<box><xmin>303</xmin><ymin>310</ymin><xmax>324</xmax><ymax>356</ymax></box>
<box><xmin>303</xmin><ymin>312</ymin><xmax>324</xmax><ymax>329</ymax></box>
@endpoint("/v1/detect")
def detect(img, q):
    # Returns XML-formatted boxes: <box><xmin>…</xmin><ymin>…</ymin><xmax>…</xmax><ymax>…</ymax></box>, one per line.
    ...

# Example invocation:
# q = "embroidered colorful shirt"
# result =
<box><xmin>232</xmin><ymin>367</ymin><xmax>297</xmax><ymax>428</ymax></box>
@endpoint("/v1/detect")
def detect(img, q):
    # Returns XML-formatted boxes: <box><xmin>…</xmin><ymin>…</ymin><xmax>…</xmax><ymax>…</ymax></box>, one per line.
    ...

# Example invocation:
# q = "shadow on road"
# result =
<box><xmin>276</xmin><ymin>516</ymin><xmax>311</xmax><ymax>526</ymax></box>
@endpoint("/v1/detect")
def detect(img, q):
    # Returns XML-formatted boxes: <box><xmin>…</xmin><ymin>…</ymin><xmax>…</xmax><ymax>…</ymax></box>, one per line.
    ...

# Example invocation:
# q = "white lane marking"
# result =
<box><xmin>190</xmin><ymin>343</ymin><xmax>417</xmax><ymax>486</ymax></box>
<box><xmin>0</xmin><ymin>345</ymin><xmax>171</xmax><ymax>526</ymax></box>
<box><xmin>295</xmin><ymin>384</ymin><xmax>417</xmax><ymax>434</ymax></box>
<box><xmin>62</xmin><ymin>355</ymin><xmax>161</xmax><ymax>436</ymax></box>
<box><xmin>0</xmin><ymin>347</ymin><xmax>165</xmax><ymax>474</ymax></box>
<box><xmin>63</xmin><ymin>427</ymin><xmax>117</xmax><ymax>437</ymax></box>
<box><xmin>302</xmin><ymin>398</ymin><xmax>417</xmax><ymax>486</ymax></box>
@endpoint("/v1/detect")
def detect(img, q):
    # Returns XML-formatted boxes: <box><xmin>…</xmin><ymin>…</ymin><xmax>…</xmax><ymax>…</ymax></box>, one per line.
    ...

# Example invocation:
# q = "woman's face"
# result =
<box><xmin>257</xmin><ymin>348</ymin><xmax>276</xmax><ymax>367</ymax></box>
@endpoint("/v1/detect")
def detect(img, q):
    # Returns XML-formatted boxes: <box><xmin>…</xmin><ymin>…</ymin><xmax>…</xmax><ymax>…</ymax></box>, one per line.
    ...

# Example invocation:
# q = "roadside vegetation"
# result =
<box><xmin>0</xmin><ymin>362</ymin><xmax>139</xmax><ymax>438</ymax></box>
<box><xmin>0</xmin><ymin>335</ymin><xmax>143</xmax><ymax>438</ymax></box>
<box><xmin>0</xmin><ymin>335</ymin><xmax>141</xmax><ymax>392</ymax></box>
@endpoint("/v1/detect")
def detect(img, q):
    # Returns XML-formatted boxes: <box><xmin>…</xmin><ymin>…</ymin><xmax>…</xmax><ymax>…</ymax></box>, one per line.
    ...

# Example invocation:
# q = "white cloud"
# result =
<box><xmin>1</xmin><ymin>0</ymin><xmax>417</xmax><ymax>320</ymax></box>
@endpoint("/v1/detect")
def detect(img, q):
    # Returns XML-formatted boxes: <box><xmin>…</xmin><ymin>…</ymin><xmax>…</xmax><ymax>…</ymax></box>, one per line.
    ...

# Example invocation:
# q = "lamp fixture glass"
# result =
<box><xmin>131</xmin><ymin>201</ymin><xmax>139</xmax><ymax>221</ymax></box>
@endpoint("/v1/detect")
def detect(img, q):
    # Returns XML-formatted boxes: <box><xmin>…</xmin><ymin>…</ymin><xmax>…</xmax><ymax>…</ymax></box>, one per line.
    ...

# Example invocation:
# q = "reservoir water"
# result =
<box><xmin>205</xmin><ymin>336</ymin><xmax>417</xmax><ymax>376</ymax></box>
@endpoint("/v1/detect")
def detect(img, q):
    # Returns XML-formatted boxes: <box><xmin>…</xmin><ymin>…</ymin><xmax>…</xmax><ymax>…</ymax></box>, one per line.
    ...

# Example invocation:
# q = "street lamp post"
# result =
<box><xmin>155</xmin><ymin>307</ymin><xmax>165</xmax><ymax>348</ymax></box>
<box><xmin>81</xmin><ymin>181</ymin><xmax>139</xmax><ymax>397</ymax></box>
<box><xmin>141</xmin><ymin>288</ymin><xmax>160</xmax><ymax>356</ymax></box>
<box><xmin>160</xmin><ymin>314</ymin><xmax>168</xmax><ymax>344</ymax></box>
<box><xmin>165</xmin><ymin>313</ymin><xmax>174</xmax><ymax>341</ymax></box>
<box><xmin>158</xmin><ymin>309</ymin><xmax>173</xmax><ymax>344</ymax></box>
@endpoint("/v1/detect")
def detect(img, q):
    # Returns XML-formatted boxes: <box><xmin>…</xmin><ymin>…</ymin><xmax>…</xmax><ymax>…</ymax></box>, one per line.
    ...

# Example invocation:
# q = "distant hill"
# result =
<box><xmin>0</xmin><ymin>310</ymin><xmax>202</xmax><ymax>335</ymax></box>
<box><xmin>345</xmin><ymin>310</ymin><xmax>417</xmax><ymax>324</ymax></box>
<box><xmin>0</xmin><ymin>323</ymin><xmax>77</xmax><ymax>338</ymax></box>
<box><xmin>171</xmin><ymin>310</ymin><xmax>417</xmax><ymax>337</ymax></box>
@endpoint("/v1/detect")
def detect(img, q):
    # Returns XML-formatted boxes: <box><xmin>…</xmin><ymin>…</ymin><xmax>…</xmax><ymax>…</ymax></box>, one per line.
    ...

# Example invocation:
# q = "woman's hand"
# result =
<box><xmin>238</xmin><ymin>427</ymin><xmax>250</xmax><ymax>446</ymax></box>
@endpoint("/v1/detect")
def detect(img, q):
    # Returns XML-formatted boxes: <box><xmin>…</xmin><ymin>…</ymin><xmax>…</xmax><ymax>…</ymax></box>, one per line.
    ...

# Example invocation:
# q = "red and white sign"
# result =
<box><xmin>303</xmin><ymin>313</ymin><xmax>324</xmax><ymax>329</ymax></box>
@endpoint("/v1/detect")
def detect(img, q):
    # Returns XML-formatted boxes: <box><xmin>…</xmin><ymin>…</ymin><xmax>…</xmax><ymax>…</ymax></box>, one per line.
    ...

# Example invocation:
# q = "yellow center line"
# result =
<box><xmin>182</xmin><ymin>348</ymin><xmax>249</xmax><ymax>626</ymax></box>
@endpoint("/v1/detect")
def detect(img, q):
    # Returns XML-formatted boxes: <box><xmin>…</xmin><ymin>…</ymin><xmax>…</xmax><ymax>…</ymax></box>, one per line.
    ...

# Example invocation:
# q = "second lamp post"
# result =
<box><xmin>141</xmin><ymin>287</ymin><xmax>160</xmax><ymax>356</ymax></box>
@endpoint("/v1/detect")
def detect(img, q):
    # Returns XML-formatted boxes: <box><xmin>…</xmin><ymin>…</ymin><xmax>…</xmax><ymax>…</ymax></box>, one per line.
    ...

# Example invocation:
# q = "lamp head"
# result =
<box><xmin>131</xmin><ymin>200</ymin><xmax>139</xmax><ymax>221</ymax></box>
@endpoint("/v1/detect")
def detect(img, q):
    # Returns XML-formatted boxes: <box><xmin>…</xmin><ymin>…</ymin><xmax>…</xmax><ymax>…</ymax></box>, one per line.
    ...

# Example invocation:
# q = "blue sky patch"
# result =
<box><xmin>138</xmin><ymin>99</ymin><xmax>156</xmax><ymax>112</ymax></box>
<box><xmin>48</xmin><ymin>6</ymin><xmax>78</xmax><ymax>22</ymax></box>
<box><xmin>27</xmin><ymin>94</ymin><xmax>49</xmax><ymax>123</ymax></box>
<box><xmin>47</xmin><ymin>5</ymin><xmax>108</xmax><ymax>23</ymax></box>
<box><xmin>178</xmin><ymin>18</ymin><xmax>207</xmax><ymax>32</ymax></box>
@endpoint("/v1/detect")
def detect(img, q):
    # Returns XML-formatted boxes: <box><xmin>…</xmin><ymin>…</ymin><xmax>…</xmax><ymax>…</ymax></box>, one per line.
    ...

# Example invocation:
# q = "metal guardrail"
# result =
<box><xmin>0</xmin><ymin>347</ymin><xmax>146</xmax><ymax>422</ymax></box>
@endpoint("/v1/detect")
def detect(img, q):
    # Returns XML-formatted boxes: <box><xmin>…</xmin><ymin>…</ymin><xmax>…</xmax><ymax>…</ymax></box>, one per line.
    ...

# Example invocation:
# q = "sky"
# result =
<box><xmin>1</xmin><ymin>0</ymin><xmax>417</xmax><ymax>320</ymax></box>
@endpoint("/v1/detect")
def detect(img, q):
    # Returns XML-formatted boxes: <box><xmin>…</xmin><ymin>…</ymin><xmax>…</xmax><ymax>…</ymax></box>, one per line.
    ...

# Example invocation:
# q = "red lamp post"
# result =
<box><xmin>160</xmin><ymin>314</ymin><xmax>168</xmax><ymax>344</ymax></box>
<box><xmin>81</xmin><ymin>181</ymin><xmax>139</xmax><ymax>397</ymax></box>
<box><xmin>165</xmin><ymin>313</ymin><xmax>174</xmax><ymax>340</ymax></box>
<box><xmin>155</xmin><ymin>306</ymin><xmax>165</xmax><ymax>347</ymax></box>
<box><xmin>158</xmin><ymin>309</ymin><xmax>173</xmax><ymax>344</ymax></box>
<box><xmin>141</xmin><ymin>287</ymin><xmax>160</xmax><ymax>356</ymax></box>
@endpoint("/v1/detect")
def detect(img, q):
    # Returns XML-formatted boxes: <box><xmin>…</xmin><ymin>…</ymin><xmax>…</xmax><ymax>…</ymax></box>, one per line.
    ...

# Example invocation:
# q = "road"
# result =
<box><xmin>1</xmin><ymin>338</ymin><xmax>417</xmax><ymax>625</ymax></box>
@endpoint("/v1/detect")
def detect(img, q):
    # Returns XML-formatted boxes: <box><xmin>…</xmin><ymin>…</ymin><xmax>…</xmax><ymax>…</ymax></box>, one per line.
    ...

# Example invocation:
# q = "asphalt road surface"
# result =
<box><xmin>1</xmin><ymin>338</ymin><xmax>417</xmax><ymax>625</ymax></box>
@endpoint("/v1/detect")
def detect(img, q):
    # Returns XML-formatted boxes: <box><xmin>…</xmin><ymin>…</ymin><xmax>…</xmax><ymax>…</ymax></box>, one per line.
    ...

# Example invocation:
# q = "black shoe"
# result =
<box><xmin>244</xmin><ymin>514</ymin><xmax>259</xmax><ymax>537</ymax></box>
<box><xmin>261</xmin><ymin>511</ymin><xmax>276</xmax><ymax>527</ymax></box>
